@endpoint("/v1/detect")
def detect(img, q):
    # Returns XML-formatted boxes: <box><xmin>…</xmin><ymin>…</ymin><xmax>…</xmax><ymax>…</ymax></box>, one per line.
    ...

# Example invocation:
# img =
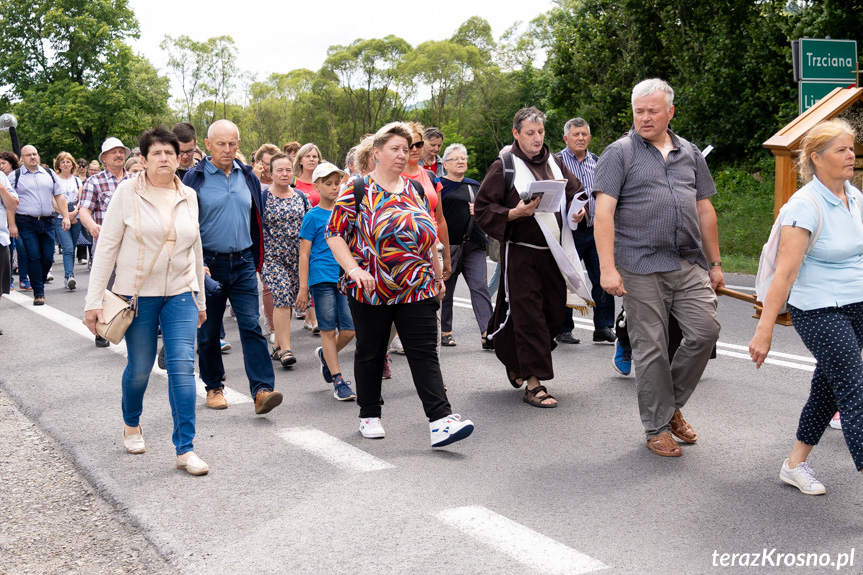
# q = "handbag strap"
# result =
<box><xmin>131</xmin><ymin>191</ymin><xmax>182</xmax><ymax>305</ymax></box>
<box><xmin>462</xmin><ymin>184</ymin><xmax>476</xmax><ymax>243</ymax></box>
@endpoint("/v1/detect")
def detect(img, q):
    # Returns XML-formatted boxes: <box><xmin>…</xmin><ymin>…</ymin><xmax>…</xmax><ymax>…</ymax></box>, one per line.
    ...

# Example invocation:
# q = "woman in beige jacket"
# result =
<box><xmin>84</xmin><ymin>128</ymin><xmax>209</xmax><ymax>476</ymax></box>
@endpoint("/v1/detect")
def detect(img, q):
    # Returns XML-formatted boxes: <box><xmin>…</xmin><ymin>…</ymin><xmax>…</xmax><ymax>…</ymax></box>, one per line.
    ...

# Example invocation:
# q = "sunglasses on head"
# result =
<box><xmin>410</xmin><ymin>141</ymin><xmax>425</xmax><ymax>150</ymax></box>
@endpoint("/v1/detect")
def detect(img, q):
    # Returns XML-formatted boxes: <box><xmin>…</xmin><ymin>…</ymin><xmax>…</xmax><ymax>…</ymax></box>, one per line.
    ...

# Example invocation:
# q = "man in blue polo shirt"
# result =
<box><xmin>183</xmin><ymin>119</ymin><xmax>282</xmax><ymax>415</ymax></box>
<box><xmin>8</xmin><ymin>146</ymin><xmax>70</xmax><ymax>306</ymax></box>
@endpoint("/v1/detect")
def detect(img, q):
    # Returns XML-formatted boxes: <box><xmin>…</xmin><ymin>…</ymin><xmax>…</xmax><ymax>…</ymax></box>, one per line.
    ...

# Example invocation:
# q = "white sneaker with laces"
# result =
<box><xmin>830</xmin><ymin>412</ymin><xmax>842</xmax><ymax>430</ymax></box>
<box><xmin>359</xmin><ymin>417</ymin><xmax>385</xmax><ymax>439</ymax></box>
<box><xmin>779</xmin><ymin>458</ymin><xmax>826</xmax><ymax>495</ymax></box>
<box><xmin>389</xmin><ymin>335</ymin><xmax>405</xmax><ymax>355</ymax></box>
<box><xmin>430</xmin><ymin>414</ymin><xmax>474</xmax><ymax>447</ymax></box>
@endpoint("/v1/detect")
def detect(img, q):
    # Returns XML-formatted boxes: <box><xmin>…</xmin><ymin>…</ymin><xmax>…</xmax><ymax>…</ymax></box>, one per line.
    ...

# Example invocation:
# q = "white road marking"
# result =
<box><xmin>278</xmin><ymin>427</ymin><xmax>395</xmax><ymax>472</ymax></box>
<box><xmin>436</xmin><ymin>506</ymin><xmax>607</xmax><ymax>575</ymax></box>
<box><xmin>717</xmin><ymin>349</ymin><xmax>815</xmax><ymax>372</ymax></box>
<box><xmin>5</xmin><ymin>291</ymin><xmax>252</xmax><ymax>404</ymax></box>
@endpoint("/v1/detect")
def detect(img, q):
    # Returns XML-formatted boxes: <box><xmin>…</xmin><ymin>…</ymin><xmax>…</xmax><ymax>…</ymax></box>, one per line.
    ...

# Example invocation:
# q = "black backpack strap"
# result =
<box><xmin>12</xmin><ymin>167</ymin><xmax>20</xmax><ymax>191</ymax></box>
<box><xmin>351</xmin><ymin>174</ymin><xmax>366</xmax><ymax>215</ymax></box>
<box><xmin>500</xmin><ymin>151</ymin><xmax>516</xmax><ymax>194</ymax></box>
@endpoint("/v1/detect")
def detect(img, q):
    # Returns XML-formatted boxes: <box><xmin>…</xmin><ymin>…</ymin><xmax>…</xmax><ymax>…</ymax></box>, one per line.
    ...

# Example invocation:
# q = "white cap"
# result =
<box><xmin>311</xmin><ymin>162</ymin><xmax>345</xmax><ymax>182</ymax></box>
<box><xmin>99</xmin><ymin>137</ymin><xmax>131</xmax><ymax>162</ymax></box>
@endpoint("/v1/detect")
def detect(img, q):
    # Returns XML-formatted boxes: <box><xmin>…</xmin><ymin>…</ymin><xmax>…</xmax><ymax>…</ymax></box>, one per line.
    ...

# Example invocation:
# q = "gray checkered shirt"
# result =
<box><xmin>594</xmin><ymin>129</ymin><xmax>716</xmax><ymax>275</ymax></box>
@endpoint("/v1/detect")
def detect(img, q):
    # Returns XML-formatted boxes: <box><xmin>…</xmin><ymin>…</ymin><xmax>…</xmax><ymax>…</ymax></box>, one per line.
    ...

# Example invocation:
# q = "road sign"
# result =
<box><xmin>794</xmin><ymin>39</ymin><xmax>858</xmax><ymax>81</ymax></box>
<box><xmin>798</xmin><ymin>80</ymin><xmax>856</xmax><ymax>114</ymax></box>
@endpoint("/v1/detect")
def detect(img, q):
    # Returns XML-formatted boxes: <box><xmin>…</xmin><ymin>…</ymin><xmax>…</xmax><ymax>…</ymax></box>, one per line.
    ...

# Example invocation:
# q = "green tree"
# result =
<box><xmin>0</xmin><ymin>0</ymin><xmax>170</xmax><ymax>159</ymax></box>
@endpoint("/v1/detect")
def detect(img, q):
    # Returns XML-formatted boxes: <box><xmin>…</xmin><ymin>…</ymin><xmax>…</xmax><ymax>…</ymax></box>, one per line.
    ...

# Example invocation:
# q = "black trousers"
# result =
<box><xmin>348</xmin><ymin>296</ymin><xmax>451</xmax><ymax>421</ymax></box>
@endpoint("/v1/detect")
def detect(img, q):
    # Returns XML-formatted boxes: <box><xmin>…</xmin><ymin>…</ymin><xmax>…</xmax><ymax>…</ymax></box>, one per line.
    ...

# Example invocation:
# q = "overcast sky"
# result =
<box><xmin>130</xmin><ymin>0</ymin><xmax>555</xmax><ymax>99</ymax></box>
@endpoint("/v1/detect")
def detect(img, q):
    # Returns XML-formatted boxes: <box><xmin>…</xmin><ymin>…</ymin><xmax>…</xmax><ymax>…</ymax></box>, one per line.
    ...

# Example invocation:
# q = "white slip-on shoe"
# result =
<box><xmin>430</xmin><ymin>414</ymin><xmax>474</xmax><ymax>447</ymax></box>
<box><xmin>123</xmin><ymin>426</ymin><xmax>145</xmax><ymax>454</ymax></box>
<box><xmin>359</xmin><ymin>417</ymin><xmax>385</xmax><ymax>439</ymax></box>
<box><xmin>176</xmin><ymin>453</ymin><xmax>210</xmax><ymax>476</ymax></box>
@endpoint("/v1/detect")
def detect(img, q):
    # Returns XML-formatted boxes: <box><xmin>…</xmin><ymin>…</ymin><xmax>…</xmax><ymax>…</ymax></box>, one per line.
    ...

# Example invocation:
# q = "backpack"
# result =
<box><xmin>754</xmin><ymin>188</ymin><xmax>823</xmax><ymax>312</ymax></box>
<box><xmin>348</xmin><ymin>174</ymin><xmax>426</xmax><ymax>215</ymax></box>
<box><xmin>499</xmin><ymin>150</ymin><xmax>566</xmax><ymax>195</ymax></box>
<box><xmin>12</xmin><ymin>166</ymin><xmax>58</xmax><ymax>191</ymax></box>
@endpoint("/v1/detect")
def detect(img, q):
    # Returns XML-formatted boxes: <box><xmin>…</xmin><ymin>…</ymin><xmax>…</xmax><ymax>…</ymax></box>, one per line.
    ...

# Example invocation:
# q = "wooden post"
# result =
<box><xmin>772</xmin><ymin>151</ymin><xmax>797</xmax><ymax>219</ymax></box>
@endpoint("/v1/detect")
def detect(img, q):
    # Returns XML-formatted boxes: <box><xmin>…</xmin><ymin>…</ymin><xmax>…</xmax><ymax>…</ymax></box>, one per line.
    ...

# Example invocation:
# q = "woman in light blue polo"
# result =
<box><xmin>749</xmin><ymin>119</ymin><xmax>863</xmax><ymax>495</ymax></box>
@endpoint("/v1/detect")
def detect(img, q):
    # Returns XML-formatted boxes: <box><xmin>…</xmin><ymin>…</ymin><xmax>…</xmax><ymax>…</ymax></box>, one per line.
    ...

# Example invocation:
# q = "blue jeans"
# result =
<box><xmin>10</xmin><ymin>238</ymin><xmax>27</xmax><ymax>282</ymax></box>
<box><xmin>562</xmin><ymin>226</ymin><xmax>615</xmax><ymax>333</ymax></box>
<box><xmin>17</xmin><ymin>216</ymin><xmax>55</xmax><ymax>297</ymax></box>
<box><xmin>199</xmin><ymin>248</ymin><xmax>274</xmax><ymax>397</ymax></box>
<box><xmin>122</xmin><ymin>294</ymin><xmax>199</xmax><ymax>455</ymax></box>
<box><xmin>54</xmin><ymin>219</ymin><xmax>82</xmax><ymax>279</ymax></box>
<box><xmin>309</xmin><ymin>282</ymin><xmax>354</xmax><ymax>332</ymax></box>
<box><xmin>488</xmin><ymin>263</ymin><xmax>501</xmax><ymax>297</ymax></box>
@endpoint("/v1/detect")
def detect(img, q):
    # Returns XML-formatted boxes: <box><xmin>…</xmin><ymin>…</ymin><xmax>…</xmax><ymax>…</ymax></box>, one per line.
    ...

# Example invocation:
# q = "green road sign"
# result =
<box><xmin>799</xmin><ymin>39</ymin><xmax>857</xmax><ymax>81</ymax></box>
<box><xmin>799</xmin><ymin>81</ymin><xmax>855</xmax><ymax>114</ymax></box>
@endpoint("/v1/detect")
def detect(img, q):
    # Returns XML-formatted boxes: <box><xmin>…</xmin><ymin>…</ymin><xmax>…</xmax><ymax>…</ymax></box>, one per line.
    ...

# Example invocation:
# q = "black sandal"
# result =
<box><xmin>441</xmin><ymin>334</ymin><xmax>457</xmax><ymax>346</ymax></box>
<box><xmin>278</xmin><ymin>349</ymin><xmax>296</xmax><ymax>368</ymax></box>
<box><xmin>523</xmin><ymin>385</ymin><xmax>557</xmax><ymax>408</ymax></box>
<box><xmin>507</xmin><ymin>371</ymin><xmax>524</xmax><ymax>389</ymax></box>
<box><xmin>270</xmin><ymin>346</ymin><xmax>281</xmax><ymax>360</ymax></box>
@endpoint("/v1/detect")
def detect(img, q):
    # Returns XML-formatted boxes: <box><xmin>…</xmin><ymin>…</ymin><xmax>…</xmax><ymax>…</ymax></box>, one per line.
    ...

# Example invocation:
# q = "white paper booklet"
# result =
<box><xmin>524</xmin><ymin>179</ymin><xmax>567</xmax><ymax>213</ymax></box>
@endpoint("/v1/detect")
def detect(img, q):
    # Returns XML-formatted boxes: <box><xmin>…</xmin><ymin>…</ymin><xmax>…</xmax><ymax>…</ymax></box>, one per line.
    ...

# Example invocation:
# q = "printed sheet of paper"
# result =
<box><xmin>526</xmin><ymin>179</ymin><xmax>567</xmax><ymax>213</ymax></box>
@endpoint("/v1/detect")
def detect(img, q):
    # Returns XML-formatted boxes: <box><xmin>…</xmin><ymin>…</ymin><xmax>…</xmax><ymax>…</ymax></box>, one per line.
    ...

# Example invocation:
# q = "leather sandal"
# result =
<box><xmin>506</xmin><ymin>370</ymin><xmax>524</xmax><ymax>389</ymax></box>
<box><xmin>270</xmin><ymin>346</ymin><xmax>281</xmax><ymax>360</ymax></box>
<box><xmin>646</xmin><ymin>432</ymin><xmax>682</xmax><ymax>457</ymax></box>
<box><xmin>278</xmin><ymin>349</ymin><xmax>296</xmax><ymax>368</ymax></box>
<box><xmin>523</xmin><ymin>385</ymin><xmax>557</xmax><ymax>408</ymax></box>
<box><xmin>441</xmin><ymin>333</ymin><xmax>457</xmax><ymax>346</ymax></box>
<box><xmin>669</xmin><ymin>410</ymin><xmax>698</xmax><ymax>443</ymax></box>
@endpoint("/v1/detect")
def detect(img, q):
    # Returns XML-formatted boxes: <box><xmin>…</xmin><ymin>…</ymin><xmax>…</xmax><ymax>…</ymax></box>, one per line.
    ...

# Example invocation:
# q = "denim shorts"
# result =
<box><xmin>309</xmin><ymin>283</ymin><xmax>354</xmax><ymax>332</ymax></box>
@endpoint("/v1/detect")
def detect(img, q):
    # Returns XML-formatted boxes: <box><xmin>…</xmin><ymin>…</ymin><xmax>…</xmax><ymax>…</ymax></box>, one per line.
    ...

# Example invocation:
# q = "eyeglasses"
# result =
<box><xmin>178</xmin><ymin>149</ymin><xmax>196</xmax><ymax>157</ymax></box>
<box><xmin>410</xmin><ymin>141</ymin><xmax>425</xmax><ymax>150</ymax></box>
<box><xmin>445</xmin><ymin>157</ymin><xmax>467</xmax><ymax>163</ymax></box>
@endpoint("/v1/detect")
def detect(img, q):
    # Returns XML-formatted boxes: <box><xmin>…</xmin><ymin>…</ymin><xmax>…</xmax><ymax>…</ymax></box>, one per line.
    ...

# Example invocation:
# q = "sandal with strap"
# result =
<box><xmin>669</xmin><ymin>410</ymin><xmax>698</xmax><ymax>443</ymax></box>
<box><xmin>270</xmin><ymin>346</ymin><xmax>281</xmax><ymax>360</ymax></box>
<box><xmin>441</xmin><ymin>333</ymin><xmax>457</xmax><ymax>347</ymax></box>
<box><xmin>646</xmin><ymin>432</ymin><xmax>682</xmax><ymax>457</ymax></box>
<box><xmin>523</xmin><ymin>384</ymin><xmax>557</xmax><ymax>408</ymax></box>
<box><xmin>278</xmin><ymin>349</ymin><xmax>296</xmax><ymax>368</ymax></box>
<box><xmin>507</xmin><ymin>370</ymin><xmax>524</xmax><ymax>389</ymax></box>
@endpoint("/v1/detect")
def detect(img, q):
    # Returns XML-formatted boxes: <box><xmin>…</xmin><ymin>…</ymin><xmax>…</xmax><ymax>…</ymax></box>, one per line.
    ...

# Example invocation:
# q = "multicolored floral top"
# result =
<box><xmin>326</xmin><ymin>175</ymin><xmax>438</xmax><ymax>305</ymax></box>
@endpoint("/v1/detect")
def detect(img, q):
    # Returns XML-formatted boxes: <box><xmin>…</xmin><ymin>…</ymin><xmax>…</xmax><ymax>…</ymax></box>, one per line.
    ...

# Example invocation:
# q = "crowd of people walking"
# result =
<box><xmin>1</xmin><ymin>78</ymin><xmax>861</xmax><ymax>495</ymax></box>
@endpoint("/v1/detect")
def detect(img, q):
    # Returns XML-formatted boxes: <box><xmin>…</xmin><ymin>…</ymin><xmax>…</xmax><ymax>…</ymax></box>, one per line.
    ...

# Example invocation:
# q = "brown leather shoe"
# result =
<box><xmin>669</xmin><ymin>410</ymin><xmax>698</xmax><ymax>443</ymax></box>
<box><xmin>206</xmin><ymin>388</ymin><xmax>228</xmax><ymax>410</ymax></box>
<box><xmin>254</xmin><ymin>389</ymin><xmax>283</xmax><ymax>415</ymax></box>
<box><xmin>646</xmin><ymin>432</ymin><xmax>682</xmax><ymax>457</ymax></box>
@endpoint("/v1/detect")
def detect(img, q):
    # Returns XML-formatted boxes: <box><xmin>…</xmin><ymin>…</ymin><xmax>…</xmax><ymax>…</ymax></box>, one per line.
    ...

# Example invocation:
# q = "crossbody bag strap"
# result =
<box><xmin>462</xmin><ymin>184</ymin><xmax>476</xmax><ymax>242</ymax></box>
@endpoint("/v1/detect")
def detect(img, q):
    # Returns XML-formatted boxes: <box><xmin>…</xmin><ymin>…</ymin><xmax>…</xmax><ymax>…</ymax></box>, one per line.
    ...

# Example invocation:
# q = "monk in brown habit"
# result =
<box><xmin>474</xmin><ymin>106</ymin><xmax>586</xmax><ymax>408</ymax></box>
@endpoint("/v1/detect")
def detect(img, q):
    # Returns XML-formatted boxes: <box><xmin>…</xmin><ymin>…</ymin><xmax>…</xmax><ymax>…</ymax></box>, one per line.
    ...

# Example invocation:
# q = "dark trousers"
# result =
<box><xmin>791</xmin><ymin>302</ymin><xmax>863</xmax><ymax>471</ymax></box>
<box><xmin>11</xmin><ymin>237</ymin><xmax>28</xmax><ymax>282</ymax></box>
<box><xmin>17</xmin><ymin>216</ymin><xmax>55</xmax><ymax>297</ymax></box>
<box><xmin>349</xmin><ymin>296</ymin><xmax>451</xmax><ymax>421</ymax></box>
<box><xmin>441</xmin><ymin>241</ymin><xmax>493</xmax><ymax>333</ymax></box>
<box><xmin>562</xmin><ymin>225</ymin><xmax>615</xmax><ymax>333</ymax></box>
<box><xmin>198</xmin><ymin>248</ymin><xmax>274</xmax><ymax>398</ymax></box>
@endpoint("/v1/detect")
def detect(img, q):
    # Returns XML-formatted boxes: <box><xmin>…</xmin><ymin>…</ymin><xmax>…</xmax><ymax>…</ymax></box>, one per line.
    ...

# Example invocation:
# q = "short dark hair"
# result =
<box><xmin>172</xmin><ymin>122</ymin><xmax>197</xmax><ymax>144</ymax></box>
<box><xmin>0</xmin><ymin>151</ymin><xmax>19</xmax><ymax>170</ymax></box>
<box><xmin>269</xmin><ymin>153</ymin><xmax>292</xmax><ymax>171</ymax></box>
<box><xmin>282</xmin><ymin>141</ymin><xmax>301</xmax><ymax>154</ymax></box>
<box><xmin>423</xmin><ymin>127</ymin><xmax>444</xmax><ymax>141</ymax></box>
<box><xmin>139</xmin><ymin>127</ymin><xmax>180</xmax><ymax>158</ymax></box>
<box><xmin>513</xmin><ymin>106</ymin><xmax>547</xmax><ymax>133</ymax></box>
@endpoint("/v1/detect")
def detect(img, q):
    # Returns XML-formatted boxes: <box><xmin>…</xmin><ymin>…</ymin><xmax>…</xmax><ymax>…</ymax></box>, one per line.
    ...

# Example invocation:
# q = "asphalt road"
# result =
<box><xmin>1</xmin><ymin>258</ymin><xmax>861</xmax><ymax>575</ymax></box>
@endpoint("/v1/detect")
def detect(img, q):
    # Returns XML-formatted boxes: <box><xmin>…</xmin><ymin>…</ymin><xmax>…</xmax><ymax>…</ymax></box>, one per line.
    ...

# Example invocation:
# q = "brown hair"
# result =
<box><xmin>405</xmin><ymin>121</ymin><xmax>424</xmax><ymax>143</ymax></box>
<box><xmin>282</xmin><ymin>141</ymin><xmax>301</xmax><ymax>155</ymax></box>
<box><xmin>53</xmin><ymin>151</ymin><xmax>76</xmax><ymax>173</ymax></box>
<box><xmin>253</xmin><ymin>143</ymin><xmax>281</xmax><ymax>164</ymax></box>
<box><xmin>355</xmin><ymin>136</ymin><xmax>375</xmax><ymax>175</ymax></box>
<box><xmin>797</xmin><ymin>119</ymin><xmax>857</xmax><ymax>182</ymax></box>
<box><xmin>269</xmin><ymin>153</ymin><xmax>292</xmax><ymax>171</ymax></box>
<box><xmin>0</xmin><ymin>151</ymin><xmax>19</xmax><ymax>171</ymax></box>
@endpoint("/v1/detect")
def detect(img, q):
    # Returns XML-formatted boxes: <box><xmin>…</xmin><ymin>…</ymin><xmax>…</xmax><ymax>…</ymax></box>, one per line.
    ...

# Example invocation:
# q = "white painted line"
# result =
<box><xmin>716</xmin><ymin>341</ymin><xmax>815</xmax><ymax>363</ymax></box>
<box><xmin>436</xmin><ymin>506</ymin><xmax>607</xmax><ymax>575</ymax></box>
<box><xmin>5</xmin><ymin>291</ymin><xmax>252</xmax><ymax>404</ymax></box>
<box><xmin>278</xmin><ymin>427</ymin><xmax>395</xmax><ymax>472</ymax></box>
<box><xmin>717</xmin><ymin>349</ymin><xmax>815</xmax><ymax>372</ymax></box>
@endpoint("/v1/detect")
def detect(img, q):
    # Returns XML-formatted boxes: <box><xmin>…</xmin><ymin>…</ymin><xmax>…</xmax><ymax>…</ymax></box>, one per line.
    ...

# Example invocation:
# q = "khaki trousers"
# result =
<box><xmin>620</xmin><ymin>260</ymin><xmax>720</xmax><ymax>438</ymax></box>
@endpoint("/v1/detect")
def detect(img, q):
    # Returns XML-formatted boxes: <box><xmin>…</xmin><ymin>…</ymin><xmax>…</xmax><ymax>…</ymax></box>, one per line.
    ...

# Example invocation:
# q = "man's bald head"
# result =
<box><xmin>205</xmin><ymin>120</ymin><xmax>241</xmax><ymax>171</ymax></box>
<box><xmin>207</xmin><ymin>119</ymin><xmax>240</xmax><ymax>140</ymax></box>
<box><xmin>20</xmin><ymin>145</ymin><xmax>40</xmax><ymax>169</ymax></box>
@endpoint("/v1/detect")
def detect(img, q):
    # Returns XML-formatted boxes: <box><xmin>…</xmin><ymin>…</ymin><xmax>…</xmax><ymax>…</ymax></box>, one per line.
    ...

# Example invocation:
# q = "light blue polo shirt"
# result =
<box><xmin>197</xmin><ymin>158</ymin><xmax>252</xmax><ymax>253</ymax></box>
<box><xmin>8</xmin><ymin>165</ymin><xmax>63</xmax><ymax>217</ymax></box>
<box><xmin>781</xmin><ymin>176</ymin><xmax>863</xmax><ymax>310</ymax></box>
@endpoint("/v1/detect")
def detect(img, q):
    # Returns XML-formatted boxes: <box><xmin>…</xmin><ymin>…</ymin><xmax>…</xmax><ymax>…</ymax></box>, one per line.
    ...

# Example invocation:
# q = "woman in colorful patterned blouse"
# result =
<box><xmin>326</xmin><ymin>122</ymin><xmax>475</xmax><ymax>448</ymax></box>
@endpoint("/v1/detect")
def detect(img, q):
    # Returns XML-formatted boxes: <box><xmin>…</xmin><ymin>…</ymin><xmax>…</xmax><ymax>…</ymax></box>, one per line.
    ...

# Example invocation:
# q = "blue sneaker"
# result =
<box><xmin>333</xmin><ymin>376</ymin><xmax>356</xmax><ymax>401</ymax></box>
<box><xmin>613</xmin><ymin>340</ymin><xmax>632</xmax><ymax>376</ymax></box>
<box><xmin>220</xmin><ymin>339</ymin><xmax>231</xmax><ymax>353</ymax></box>
<box><xmin>19</xmin><ymin>280</ymin><xmax>31</xmax><ymax>291</ymax></box>
<box><xmin>316</xmin><ymin>346</ymin><xmax>332</xmax><ymax>383</ymax></box>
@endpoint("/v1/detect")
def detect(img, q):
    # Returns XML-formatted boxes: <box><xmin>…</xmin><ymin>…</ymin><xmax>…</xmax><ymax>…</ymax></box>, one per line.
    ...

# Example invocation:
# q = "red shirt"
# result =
<box><xmin>294</xmin><ymin>179</ymin><xmax>320</xmax><ymax>207</ymax></box>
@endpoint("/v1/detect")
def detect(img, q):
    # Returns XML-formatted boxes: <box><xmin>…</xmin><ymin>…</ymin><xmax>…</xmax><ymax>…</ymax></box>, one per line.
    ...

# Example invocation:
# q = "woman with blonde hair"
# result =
<box><xmin>124</xmin><ymin>157</ymin><xmax>144</xmax><ymax>175</ymax></box>
<box><xmin>292</xmin><ymin>143</ymin><xmax>322</xmax><ymax>206</ymax></box>
<box><xmin>750</xmin><ymin>118</ymin><xmax>863</xmax><ymax>495</ymax></box>
<box><xmin>52</xmin><ymin>152</ymin><xmax>84</xmax><ymax>289</ymax></box>
<box><xmin>84</xmin><ymin>127</ymin><xmax>209</xmax><ymax>475</ymax></box>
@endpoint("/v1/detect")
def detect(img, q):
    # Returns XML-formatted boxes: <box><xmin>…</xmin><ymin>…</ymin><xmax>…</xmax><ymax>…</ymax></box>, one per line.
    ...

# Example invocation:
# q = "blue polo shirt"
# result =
<box><xmin>782</xmin><ymin>176</ymin><xmax>863</xmax><ymax>311</ymax></box>
<box><xmin>8</xmin><ymin>165</ymin><xmax>63</xmax><ymax>217</ymax></box>
<box><xmin>197</xmin><ymin>158</ymin><xmax>252</xmax><ymax>253</ymax></box>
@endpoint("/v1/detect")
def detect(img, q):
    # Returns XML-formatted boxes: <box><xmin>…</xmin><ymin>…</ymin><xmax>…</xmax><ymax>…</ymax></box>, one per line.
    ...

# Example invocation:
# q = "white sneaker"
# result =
<box><xmin>389</xmin><ymin>335</ymin><xmax>405</xmax><ymax>355</ymax></box>
<box><xmin>359</xmin><ymin>417</ymin><xmax>385</xmax><ymax>439</ymax></box>
<box><xmin>269</xmin><ymin>333</ymin><xmax>275</xmax><ymax>344</ymax></box>
<box><xmin>830</xmin><ymin>412</ymin><xmax>842</xmax><ymax>430</ymax></box>
<box><xmin>303</xmin><ymin>320</ymin><xmax>315</xmax><ymax>331</ymax></box>
<box><xmin>65</xmin><ymin>276</ymin><xmax>76</xmax><ymax>290</ymax></box>
<box><xmin>176</xmin><ymin>453</ymin><xmax>209</xmax><ymax>475</ymax></box>
<box><xmin>45</xmin><ymin>271</ymin><xmax>54</xmax><ymax>283</ymax></box>
<box><xmin>430</xmin><ymin>414</ymin><xmax>474</xmax><ymax>447</ymax></box>
<box><xmin>779</xmin><ymin>458</ymin><xmax>826</xmax><ymax>495</ymax></box>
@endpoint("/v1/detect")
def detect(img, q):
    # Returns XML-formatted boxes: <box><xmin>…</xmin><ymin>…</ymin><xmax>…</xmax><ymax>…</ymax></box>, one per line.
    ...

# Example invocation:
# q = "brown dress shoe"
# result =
<box><xmin>669</xmin><ymin>410</ymin><xmax>698</xmax><ymax>443</ymax></box>
<box><xmin>206</xmin><ymin>388</ymin><xmax>228</xmax><ymax>410</ymax></box>
<box><xmin>254</xmin><ymin>389</ymin><xmax>283</xmax><ymax>415</ymax></box>
<box><xmin>646</xmin><ymin>432</ymin><xmax>682</xmax><ymax>457</ymax></box>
